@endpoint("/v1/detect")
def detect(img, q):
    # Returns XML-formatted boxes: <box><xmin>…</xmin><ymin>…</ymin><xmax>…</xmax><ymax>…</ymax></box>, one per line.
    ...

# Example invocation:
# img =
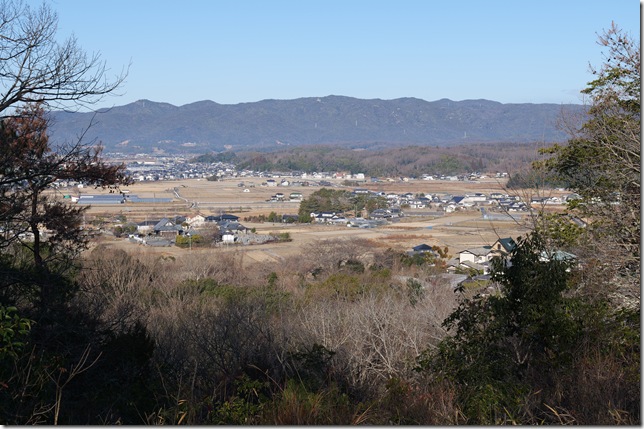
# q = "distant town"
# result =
<box><xmin>100</xmin><ymin>152</ymin><xmax>512</xmax><ymax>183</ymax></box>
<box><xmin>53</xmin><ymin>153</ymin><xmax>579</xmax><ymax>217</ymax></box>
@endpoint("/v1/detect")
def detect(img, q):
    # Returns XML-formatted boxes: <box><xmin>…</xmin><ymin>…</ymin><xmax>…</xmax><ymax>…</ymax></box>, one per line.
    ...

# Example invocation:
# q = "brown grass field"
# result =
<box><xmin>76</xmin><ymin>176</ymin><xmax>565</xmax><ymax>266</ymax></box>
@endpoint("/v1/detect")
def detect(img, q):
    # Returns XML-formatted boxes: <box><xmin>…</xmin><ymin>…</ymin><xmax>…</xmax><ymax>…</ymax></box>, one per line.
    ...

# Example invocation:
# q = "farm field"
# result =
<box><xmin>79</xmin><ymin>176</ymin><xmax>560</xmax><ymax>266</ymax></box>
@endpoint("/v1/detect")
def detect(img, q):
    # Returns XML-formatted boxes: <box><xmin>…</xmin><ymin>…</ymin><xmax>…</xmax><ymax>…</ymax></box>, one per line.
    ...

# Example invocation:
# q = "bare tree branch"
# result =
<box><xmin>0</xmin><ymin>0</ymin><xmax>127</xmax><ymax>117</ymax></box>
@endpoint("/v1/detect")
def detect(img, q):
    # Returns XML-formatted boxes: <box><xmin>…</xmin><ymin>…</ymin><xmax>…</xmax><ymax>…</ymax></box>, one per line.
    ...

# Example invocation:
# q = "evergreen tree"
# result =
<box><xmin>540</xmin><ymin>23</ymin><xmax>640</xmax><ymax>277</ymax></box>
<box><xmin>0</xmin><ymin>103</ymin><xmax>129</xmax><ymax>310</ymax></box>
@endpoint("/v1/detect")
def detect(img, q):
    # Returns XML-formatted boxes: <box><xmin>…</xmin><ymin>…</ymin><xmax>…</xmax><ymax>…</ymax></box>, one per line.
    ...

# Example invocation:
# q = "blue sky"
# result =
<box><xmin>46</xmin><ymin>0</ymin><xmax>639</xmax><ymax>108</ymax></box>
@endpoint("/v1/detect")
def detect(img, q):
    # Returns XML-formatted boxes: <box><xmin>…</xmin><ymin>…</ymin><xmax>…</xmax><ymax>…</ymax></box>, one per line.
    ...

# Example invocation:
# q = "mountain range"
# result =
<box><xmin>47</xmin><ymin>96</ymin><xmax>585</xmax><ymax>154</ymax></box>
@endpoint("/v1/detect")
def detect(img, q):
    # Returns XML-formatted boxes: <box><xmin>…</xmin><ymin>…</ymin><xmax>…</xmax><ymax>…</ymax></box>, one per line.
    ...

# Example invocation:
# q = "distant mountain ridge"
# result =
<box><xmin>47</xmin><ymin>96</ymin><xmax>585</xmax><ymax>154</ymax></box>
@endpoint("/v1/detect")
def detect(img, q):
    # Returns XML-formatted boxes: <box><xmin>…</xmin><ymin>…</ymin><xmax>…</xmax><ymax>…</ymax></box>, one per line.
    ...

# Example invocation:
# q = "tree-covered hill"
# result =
<box><xmin>196</xmin><ymin>142</ymin><xmax>548</xmax><ymax>178</ymax></box>
<box><xmin>48</xmin><ymin>97</ymin><xmax>586</xmax><ymax>154</ymax></box>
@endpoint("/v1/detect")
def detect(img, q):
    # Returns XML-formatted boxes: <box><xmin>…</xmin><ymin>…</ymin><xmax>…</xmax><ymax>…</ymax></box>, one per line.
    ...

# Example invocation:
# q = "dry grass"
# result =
<box><xmin>73</xmin><ymin>177</ymin><xmax>561</xmax><ymax>261</ymax></box>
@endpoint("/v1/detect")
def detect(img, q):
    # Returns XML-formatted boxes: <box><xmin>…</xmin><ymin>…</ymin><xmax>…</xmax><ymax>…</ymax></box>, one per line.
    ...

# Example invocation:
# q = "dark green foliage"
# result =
<box><xmin>234</xmin><ymin>142</ymin><xmax>546</xmax><ymax>178</ymax></box>
<box><xmin>418</xmin><ymin>234</ymin><xmax>575</xmax><ymax>423</ymax></box>
<box><xmin>353</xmin><ymin>193</ymin><xmax>388</xmax><ymax>214</ymax></box>
<box><xmin>287</xmin><ymin>343</ymin><xmax>336</xmax><ymax>391</ymax></box>
<box><xmin>174</xmin><ymin>233</ymin><xmax>205</xmax><ymax>248</ymax></box>
<box><xmin>539</xmin><ymin>24</ymin><xmax>640</xmax><ymax>276</ymax></box>
<box><xmin>534</xmin><ymin>213</ymin><xmax>586</xmax><ymax>250</ymax></box>
<box><xmin>112</xmin><ymin>223</ymin><xmax>137</xmax><ymax>237</ymax></box>
<box><xmin>190</xmin><ymin>151</ymin><xmax>238</xmax><ymax>164</ymax></box>
<box><xmin>239</xmin><ymin>146</ymin><xmax>361</xmax><ymax>174</ymax></box>
<box><xmin>400</xmin><ymin>252</ymin><xmax>431</xmax><ymax>267</ymax></box>
<box><xmin>267</xmin><ymin>211</ymin><xmax>279</xmax><ymax>222</ymax></box>
<box><xmin>271</xmin><ymin>232</ymin><xmax>291</xmax><ymax>242</ymax></box>
<box><xmin>506</xmin><ymin>166</ymin><xmax>568</xmax><ymax>189</ymax></box>
<box><xmin>418</xmin><ymin>231</ymin><xmax>640</xmax><ymax>424</ymax></box>
<box><xmin>339</xmin><ymin>259</ymin><xmax>365</xmax><ymax>274</ymax></box>
<box><xmin>0</xmin><ymin>306</ymin><xmax>31</xmax><ymax>360</ymax></box>
<box><xmin>205</xmin><ymin>134</ymin><xmax>568</xmax><ymax>180</ymax></box>
<box><xmin>208</xmin><ymin>375</ymin><xmax>269</xmax><ymax>424</ymax></box>
<box><xmin>406</xmin><ymin>278</ymin><xmax>424</xmax><ymax>306</ymax></box>
<box><xmin>431</xmin><ymin>154</ymin><xmax>465</xmax><ymax>175</ymax></box>
<box><xmin>60</xmin><ymin>322</ymin><xmax>157</xmax><ymax>424</ymax></box>
<box><xmin>267</xmin><ymin>271</ymin><xmax>278</xmax><ymax>287</ymax></box>
<box><xmin>420</xmin><ymin>237</ymin><xmax>565</xmax><ymax>424</ymax></box>
<box><xmin>0</xmin><ymin>302</ymin><xmax>158</xmax><ymax>425</ymax></box>
<box><xmin>312</xmin><ymin>273</ymin><xmax>364</xmax><ymax>301</ymax></box>
<box><xmin>178</xmin><ymin>278</ymin><xmax>290</xmax><ymax>311</ymax></box>
<box><xmin>297</xmin><ymin>188</ymin><xmax>352</xmax><ymax>222</ymax></box>
<box><xmin>260</xmin><ymin>379</ymin><xmax>355</xmax><ymax>425</ymax></box>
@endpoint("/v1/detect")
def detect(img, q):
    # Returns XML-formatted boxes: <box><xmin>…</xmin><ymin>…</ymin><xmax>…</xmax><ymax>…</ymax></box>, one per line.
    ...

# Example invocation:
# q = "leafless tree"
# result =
<box><xmin>0</xmin><ymin>0</ymin><xmax>127</xmax><ymax>116</ymax></box>
<box><xmin>286</xmin><ymin>275</ymin><xmax>457</xmax><ymax>394</ymax></box>
<box><xmin>75</xmin><ymin>248</ymin><xmax>159</xmax><ymax>332</ymax></box>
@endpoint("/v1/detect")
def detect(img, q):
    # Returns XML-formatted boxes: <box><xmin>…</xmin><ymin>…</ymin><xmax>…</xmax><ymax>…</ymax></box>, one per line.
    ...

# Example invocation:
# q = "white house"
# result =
<box><xmin>328</xmin><ymin>216</ymin><xmax>349</xmax><ymax>225</ymax></box>
<box><xmin>186</xmin><ymin>214</ymin><xmax>205</xmax><ymax>227</ymax></box>
<box><xmin>222</xmin><ymin>232</ymin><xmax>236</xmax><ymax>243</ymax></box>
<box><xmin>446</xmin><ymin>246</ymin><xmax>496</xmax><ymax>274</ymax></box>
<box><xmin>490</xmin><ymin>237</ymin><xmax>516</xmax><ymax>255</ymax></box>
<box><xmin>311</xmin><ymin>211</ymin><xmax>338</xmax><ymax>223</ymax></box>
<box><xmin>463</xmin><ymin>193</ymin><xmax>487</xmax><ymax>204</ymax></box>
<box><xmin>459</xmin><ymin>247</ymin><xmax>493</xmax><ymax>265</ymax></box>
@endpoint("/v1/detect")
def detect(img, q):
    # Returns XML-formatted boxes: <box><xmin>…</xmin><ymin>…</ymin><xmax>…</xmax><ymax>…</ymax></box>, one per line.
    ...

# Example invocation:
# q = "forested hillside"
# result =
<box><xmin>47</xmin><ymin>96</ymin><xmax>586</xmax><ymax>154</ymax></box>
<box><xmin>216</xmin><ymin>141</ymin><xmax>548</xmax><ymax>177</ymax></box>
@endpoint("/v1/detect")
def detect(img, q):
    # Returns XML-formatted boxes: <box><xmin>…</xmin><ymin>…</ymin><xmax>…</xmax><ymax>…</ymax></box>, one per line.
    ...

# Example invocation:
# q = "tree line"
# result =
<box><xmin>192</xmin><ymin>141</ymin><xmax>551</xmax><ymax>178</ymax></box>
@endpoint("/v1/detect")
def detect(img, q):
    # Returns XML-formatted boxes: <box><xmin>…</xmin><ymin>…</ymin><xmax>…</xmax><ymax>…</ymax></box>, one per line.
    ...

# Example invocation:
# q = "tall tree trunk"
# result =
<box><xmin>28</xmin><ymin>190</ymin><xmax>50</xmax><ymax>310</ymax></box>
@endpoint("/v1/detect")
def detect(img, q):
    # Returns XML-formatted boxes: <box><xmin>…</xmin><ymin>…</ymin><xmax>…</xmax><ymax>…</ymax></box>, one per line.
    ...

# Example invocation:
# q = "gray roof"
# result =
<box><xmin>540</xmin><ymin>250</ymin><xmax>577</xmax><ymax>262</ymax></box>
<box><xmin>460</xmin><ymin>260</ymin><xmax>486</xmax><ymax>271</ymax></box>
<box><xmin>154</xmin><ymin>218</ymin><xmax>182</xmax><ymax>232</ymax></box>
<box><xmin>460</xmin><ymin>246</ymin><xmax>492</xmax><ymax>257</ymax></box>
<box><xmin>218</xmin><ymin>220</ymin><xmax>248</xmax><ymax>232</ymax></box>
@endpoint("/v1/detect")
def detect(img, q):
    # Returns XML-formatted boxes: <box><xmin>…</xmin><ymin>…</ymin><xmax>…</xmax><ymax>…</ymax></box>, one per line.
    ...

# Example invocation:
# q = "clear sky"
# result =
<box><xmin>44</xmin><ymin>0</ymin><xmax>639</xmax><ymax>108</ymax></box>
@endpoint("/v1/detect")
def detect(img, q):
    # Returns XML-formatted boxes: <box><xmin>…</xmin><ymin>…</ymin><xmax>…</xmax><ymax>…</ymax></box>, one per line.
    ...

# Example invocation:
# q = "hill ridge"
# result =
<box><xmin>47</xmin><ymin>96</ymin><xmax>585</xmax><ymax>153</ymax></box>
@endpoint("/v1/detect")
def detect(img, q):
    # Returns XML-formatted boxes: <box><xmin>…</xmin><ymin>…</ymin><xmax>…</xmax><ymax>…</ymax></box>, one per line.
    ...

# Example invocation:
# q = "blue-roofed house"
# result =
<box><xmin>450</xmin><ymin>196</ymin><xmax>465</xmax><ymax>205</ymax></box>
<box><xmin>491</xmin><ymin>237</ymin><xmax>516</xmax><ymax>255</ymax></box>
<box><xmin>206</xmin><ymin>213</ymin><xmax>240</xmax><ymax>222</ymax></box>
<box><xmin>412</xmin><ymin>243</ymin><xmax>434</xmax><ymax>253</ymax></box>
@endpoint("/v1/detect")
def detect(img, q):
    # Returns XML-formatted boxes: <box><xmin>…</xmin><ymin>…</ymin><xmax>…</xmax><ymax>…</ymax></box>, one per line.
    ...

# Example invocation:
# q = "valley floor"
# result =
<box><xmin>83</xmin><ymin>176</ymin><xmax>548</xmax><ymax>266</ymax></box>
